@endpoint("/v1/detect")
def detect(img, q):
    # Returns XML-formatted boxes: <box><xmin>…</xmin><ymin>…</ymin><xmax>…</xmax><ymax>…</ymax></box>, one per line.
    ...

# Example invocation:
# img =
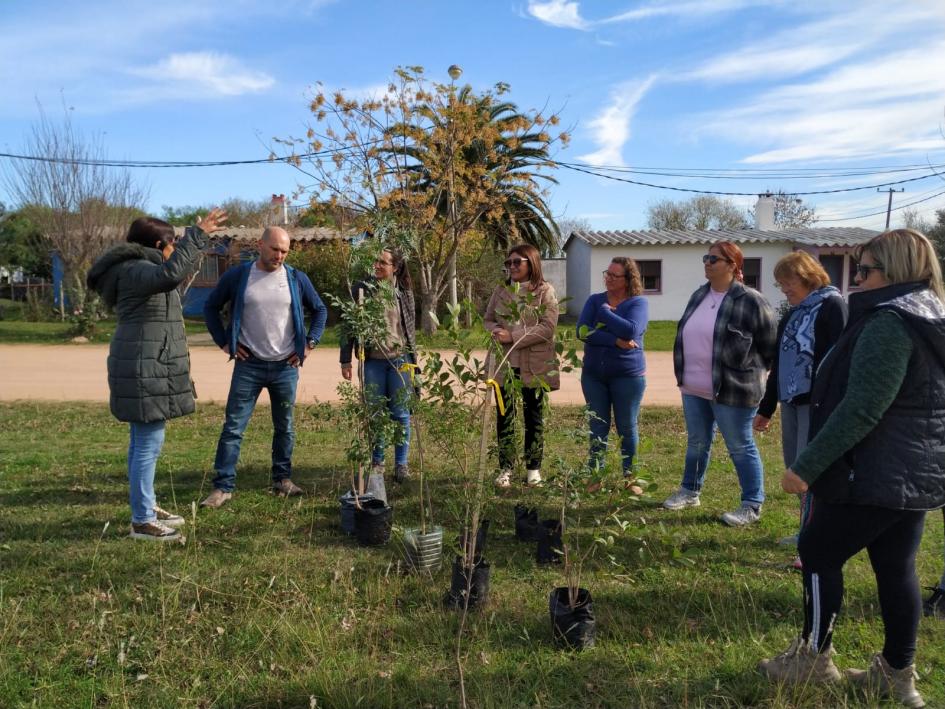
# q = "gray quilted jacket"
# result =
<box><xmin>86</xmin><ymin>227</ymin><xmax>208</xmax><ymax>423</ymax></box>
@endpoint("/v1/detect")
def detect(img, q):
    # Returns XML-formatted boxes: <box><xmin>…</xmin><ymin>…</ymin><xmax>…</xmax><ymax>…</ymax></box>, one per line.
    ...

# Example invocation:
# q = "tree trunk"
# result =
<box><xmin>420</xmin><ymin>287</ymin><xmax>438</xmax><ymax>336</ymax></box>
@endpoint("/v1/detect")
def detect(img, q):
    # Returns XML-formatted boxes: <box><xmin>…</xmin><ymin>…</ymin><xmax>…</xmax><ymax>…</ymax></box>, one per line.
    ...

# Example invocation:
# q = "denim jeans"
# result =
<box><xmin>363</xmin><ymin>356</ymin><xmax>411</xmax><ymax>466</ymax></box>
<box><xmin>496</xmin><ymin>368</ymin><xmax>546</xmax><ymax>471</ymax></box>
<box><xmin>680</xmin><ymin>393</ymin><xmax>765</xmax><ymax>506</ymax></box>
<box><xmin>128</xmin><ymin>421</ymin><xmax>166</xmax><ymax>524</ymax></box>
<box><xmin>581</xmin><ymin>371</ymin><xmax>646</xmax><ymax>474</ymax></box>
<box><xmin>212</xmin><ymin>356</ymin><xmax>299</xmax><ymax>492</ymax></box>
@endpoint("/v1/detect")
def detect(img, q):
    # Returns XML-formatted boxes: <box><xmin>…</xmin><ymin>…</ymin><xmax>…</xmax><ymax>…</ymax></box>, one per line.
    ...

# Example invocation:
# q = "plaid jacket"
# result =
<box><xmin>673</xmin><ymin>280</ymin><xmax>776</xmax><ymax>408</ymax></box>
<box><xmin>338</xmin><ymin>279</ymin><xmax>416</xmax><ymax>365</ymax></box>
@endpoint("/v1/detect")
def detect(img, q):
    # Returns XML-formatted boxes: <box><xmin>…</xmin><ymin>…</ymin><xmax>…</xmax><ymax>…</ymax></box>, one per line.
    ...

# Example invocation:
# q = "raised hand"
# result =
<box><xmin>197</xmin><ymin>208</ymin><xmax>228</xmax><ymax>235</ymax></box>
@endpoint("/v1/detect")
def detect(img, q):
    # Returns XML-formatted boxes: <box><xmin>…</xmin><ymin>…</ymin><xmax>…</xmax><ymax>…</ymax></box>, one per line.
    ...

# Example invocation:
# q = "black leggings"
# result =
<box><xmin>496</xmin><ymin>369</ymin><xmax>546</xmax><ymax>471</ymax></box>
<box><xmin>799</xmin><ymin>497</ymin><xmax>926</xmax><ymax>669</ymax></box>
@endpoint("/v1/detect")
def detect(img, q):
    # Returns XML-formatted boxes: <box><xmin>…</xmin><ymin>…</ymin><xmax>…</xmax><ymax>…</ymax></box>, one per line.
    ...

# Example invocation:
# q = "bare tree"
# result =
<box><xmin>748</xmin><ymin>191</ymin><xmax>817</xmax><ymax>228</ymax></box>
<box><xmin>3</xmin><ymin>108</ymin><xmax>148</xmax><ymax>313</ymax></box>
<box><xmin>646</xmin><ymin>195</ymin><xmax>749</xmax><ymax>230</ymax></box>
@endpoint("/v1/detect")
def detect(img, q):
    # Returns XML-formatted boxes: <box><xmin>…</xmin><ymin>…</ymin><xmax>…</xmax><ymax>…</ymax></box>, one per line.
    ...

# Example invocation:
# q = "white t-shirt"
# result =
<box><xmin>238</xmin><ymin>264</ymin><xmax>295</xmax><ymax>360</ymax></box>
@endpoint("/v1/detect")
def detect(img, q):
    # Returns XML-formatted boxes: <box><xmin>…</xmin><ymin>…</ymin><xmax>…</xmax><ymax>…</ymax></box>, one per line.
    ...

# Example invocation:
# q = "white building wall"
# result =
<box><xmin>565</xmin><ymin>240</ymin><xmax>591</xmax><ymax>316</ymax></box>
<box><xmin>542</xmin><ymin>257</ymin><xmax>567</xmax><ymax>304</ymax></box>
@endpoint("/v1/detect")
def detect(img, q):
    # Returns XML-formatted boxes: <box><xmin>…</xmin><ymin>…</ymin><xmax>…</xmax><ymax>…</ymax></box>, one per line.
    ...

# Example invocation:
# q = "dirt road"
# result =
<box><xmin>0</xmin><ymin>343</ymin><xmax>682</xmax><ymax>406</ymax></box>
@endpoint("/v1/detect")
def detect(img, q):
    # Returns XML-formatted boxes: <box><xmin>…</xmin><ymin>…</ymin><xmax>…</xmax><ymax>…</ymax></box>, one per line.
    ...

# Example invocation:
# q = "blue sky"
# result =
<box><xmin>2</xmin><ymin>0</ymin><xmax>945</xmax><ymax>231</ymax></box>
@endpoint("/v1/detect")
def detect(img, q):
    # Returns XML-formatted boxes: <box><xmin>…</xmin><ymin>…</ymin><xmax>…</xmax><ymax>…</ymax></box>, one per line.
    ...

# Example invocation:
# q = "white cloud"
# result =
<box><xmin>577</xmin><ymin>75</ymin><xmax>658</xmax><ymax>167</ymax></box>
<box><xmin>527</xmin><ymin>0</ymin><xmax>589</xmax><ymax>30</ymax></box>
<box><xmin>131</xmin><ymin>52</ymin><xmax>274</xmax><ymax>97</ymax></box>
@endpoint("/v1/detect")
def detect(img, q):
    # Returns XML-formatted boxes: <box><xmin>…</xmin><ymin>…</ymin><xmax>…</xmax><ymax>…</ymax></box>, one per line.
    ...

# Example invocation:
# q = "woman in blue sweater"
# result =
<box><xmin>577</xmin><ymin>257</ymin><xmax>648</xmax><ymax>475</ymax></box>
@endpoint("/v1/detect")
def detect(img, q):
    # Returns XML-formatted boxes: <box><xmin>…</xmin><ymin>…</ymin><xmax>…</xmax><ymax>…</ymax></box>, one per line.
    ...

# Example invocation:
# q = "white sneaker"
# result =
<box><xmin>154</xmin><ymin>505</ymin><xmax>185</xmax><ymax>528</ymax></box>
<box><xmin>526</xmin><ymin>469</ymin><xmax>542</xmax><ymax>486</ymax></box>
<box><xmin>721</xmin><ymin>503</ymin><xmax>762</xmax><ymax>527</ymax></box>
<box><xmin>662</xmin><ymin>487</ymin><xmax>701</xmax><ymax>510</ymax></box>
<box><xmin>494</xmin><ymin>469</ymin><xmax>512</xmax><ymax>489</ymax></box>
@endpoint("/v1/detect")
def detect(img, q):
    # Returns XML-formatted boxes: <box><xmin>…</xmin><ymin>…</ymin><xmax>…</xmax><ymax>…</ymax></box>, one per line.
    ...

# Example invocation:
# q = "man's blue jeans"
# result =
<box><xmin>212</xmin><ymin>357</ymin><xmax>299</xmax><ymax>492</ymax></box>
<box><xmin>581</xmin><ymin>371</ymin><xmax>646</xmax><ymax>474</ymax></box>
<box><xmin>680</xmin><ymin>393</ymin><xmax>765</xmax><ymax>506</ymax></box>
<box><xmin>128</xmin><ymin>421</ymin><xmax>165</xmax><ymax>524</ymax></box>
<box><xmin>363</xmin><ymin>356</ymin><xmax>411</xmax><ymax>466</ymax></box>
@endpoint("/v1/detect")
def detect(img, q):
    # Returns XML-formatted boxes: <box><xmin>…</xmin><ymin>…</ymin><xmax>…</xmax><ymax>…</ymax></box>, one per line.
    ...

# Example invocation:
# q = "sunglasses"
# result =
<box><xmin>856</xmin><ymin>263</ymin><xmax>884</xmax><ymax>279</ymax></box>
<box><xmin>504</xmin><ymin>257</ymin><xmax>529</xmax><ymax>268</ymax></box>
<box><xmin>702</xmin><ymin>254</ymin><xmax>732</xmax><ymax>265</ymax></box>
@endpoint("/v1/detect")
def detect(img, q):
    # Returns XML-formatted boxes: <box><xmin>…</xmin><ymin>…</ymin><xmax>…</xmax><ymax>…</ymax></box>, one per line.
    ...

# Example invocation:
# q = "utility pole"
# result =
<box><xmin>878</xmin><ymin>187</ymin><xmax>905</xmax><ymax>230</ymax></box>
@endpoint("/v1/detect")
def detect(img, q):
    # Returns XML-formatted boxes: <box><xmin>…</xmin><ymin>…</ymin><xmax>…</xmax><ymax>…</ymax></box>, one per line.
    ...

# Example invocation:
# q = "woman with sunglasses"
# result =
<box><xmin>576</xmin><ymin>257</ymin><xmax>648</xmax><ymax>476</ymax></box>
<box><xmin>759</xmin><ymin>230</ymin><xmax>945</xmax><ymax>707</ymax></box>
<box><xmin>752</xmin><ymin>251</ymin><xmax>846</xmax><ymax>566</ymax></box>
<box><xmin>485</xmin><ymin>244</ymin><xmax>559</xmax><ymax>488</ymax></box>
<box><xmin>663</xmin><ymin>241</ymin><xmax>776</xmax><ymax>526</ymax></box>
<box><xmin>339</xmin><ymin>247</ymin><xmax>417</xmax><ymax>483</ymax></box>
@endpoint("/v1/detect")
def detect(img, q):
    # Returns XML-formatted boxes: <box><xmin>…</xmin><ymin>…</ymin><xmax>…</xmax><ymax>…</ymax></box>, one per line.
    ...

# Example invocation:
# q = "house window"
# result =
<box><xmin>743</xmin><ymin>258</ymin><xmax>761</xmax><ymax>290</ymax></box>
<box><xmin>819</xmin><ymin>255</ymin><xmax>844</xmax><ymax>290</ymax></box>
<box><xmin>192</xmin><ymin>254</ymin><xmax>230</xmax><ymax>286</ymax></box>
<box><xmin>847</xmin><ymin>255</ymin><xmax>861</xmax><ymax>291</ymax></box>
<box><xmin>636</xmin><ymin>260</ymin><xmax>662</xmax><ymax>293</ymax></box>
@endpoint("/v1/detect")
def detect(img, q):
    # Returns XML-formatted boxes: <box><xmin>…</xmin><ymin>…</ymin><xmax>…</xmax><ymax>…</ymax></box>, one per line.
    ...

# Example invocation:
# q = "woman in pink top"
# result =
<box><xmin>663</xmin><ymin>241</ymin><xmax>776</xmax><ymax>527</ymax></box>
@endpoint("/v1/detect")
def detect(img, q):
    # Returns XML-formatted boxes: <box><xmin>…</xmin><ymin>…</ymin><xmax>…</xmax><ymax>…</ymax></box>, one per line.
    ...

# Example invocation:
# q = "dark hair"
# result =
<box><xmin>127</xmin><ymin>217</ymin><xmax>175</xmax><ymax>250</ymax></box>
<box><xmin>507</xmin><ymin>243</ymin><xmax>544</xmax><ymax>288</ymax></box>
<box><xmin>384</xmin><ymin>248</ymin><xmax>413</xmax><ymax>291</ymax></box>
<box><xmin>712</xmin><ymin>241</ymin><xmax>745</xmax><ymax>283</ymax></box>
<box><xmin>611</xmin><ymin>257</ymin><xmax>643</xmax><ymax>296</ymax></box>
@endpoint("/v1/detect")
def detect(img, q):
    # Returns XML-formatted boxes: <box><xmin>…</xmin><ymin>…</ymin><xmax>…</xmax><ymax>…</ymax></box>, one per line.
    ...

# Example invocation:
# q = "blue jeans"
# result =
<box><xmin>128</xmin><ymin>421</ymin><xmax>166</xmax><ymax>524</ymax></box>
<box><xmin>581</xmin><ymin>371</ymin><xmax>646</xmax><ymax>474</ymax></box>
<box><xmin>363</xmin><ymin>357</ymin><xmax>411</xmax><ymax>466</ymax></box>
<box><xmin>680</xmin><ymin>394</ymin><xmax>765</xmax><ymax>506</ymax></box>
<box><xmin>212</xmin><ymin>357</ymin><xmax>299</xmax><ymax>492</ymax></box>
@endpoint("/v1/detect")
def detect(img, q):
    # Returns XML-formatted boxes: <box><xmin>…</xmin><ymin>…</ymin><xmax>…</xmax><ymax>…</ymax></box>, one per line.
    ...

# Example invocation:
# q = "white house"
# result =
<box><xmin>563</xmin><ymin>203</ymin><xmax>879</xmax><ymax>320</ymax></box>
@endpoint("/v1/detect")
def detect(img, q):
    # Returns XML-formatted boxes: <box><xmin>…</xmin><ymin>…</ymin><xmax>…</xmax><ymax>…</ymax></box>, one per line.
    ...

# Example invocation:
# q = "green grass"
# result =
<box><xmin>1</xmin><ymin>402</ymin><xmax>942</xmax><ymax>707</ymax></box>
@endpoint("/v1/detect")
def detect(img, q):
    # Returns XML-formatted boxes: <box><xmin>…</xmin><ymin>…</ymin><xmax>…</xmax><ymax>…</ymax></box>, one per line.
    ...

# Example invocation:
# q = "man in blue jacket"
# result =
<box><xmin>201</xmin><ymin>226</ymin><xmax>327</xmax><ymax>508</ymax></box>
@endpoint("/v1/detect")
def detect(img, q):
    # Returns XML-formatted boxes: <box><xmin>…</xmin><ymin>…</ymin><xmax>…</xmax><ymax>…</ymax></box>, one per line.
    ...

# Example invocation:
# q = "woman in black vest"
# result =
<box><xmin>759</xmin><ymin>229</ymin><xmax>945</xmax><ymax>708</ymax></box>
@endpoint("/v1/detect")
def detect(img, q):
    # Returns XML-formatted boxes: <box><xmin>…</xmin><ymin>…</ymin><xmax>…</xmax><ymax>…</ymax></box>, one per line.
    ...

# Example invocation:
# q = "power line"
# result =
<box><xmin>818</xmin><ymin>188</ymin><xmax>945</xmax><ymax>222</ymax></box>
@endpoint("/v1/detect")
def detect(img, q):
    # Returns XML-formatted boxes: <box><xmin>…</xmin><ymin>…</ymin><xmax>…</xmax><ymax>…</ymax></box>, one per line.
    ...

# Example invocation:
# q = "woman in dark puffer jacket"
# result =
<box><xmin>87</xmin><ymin>209</ymin><xmax>226</xmax><ymax>540</ymax></box>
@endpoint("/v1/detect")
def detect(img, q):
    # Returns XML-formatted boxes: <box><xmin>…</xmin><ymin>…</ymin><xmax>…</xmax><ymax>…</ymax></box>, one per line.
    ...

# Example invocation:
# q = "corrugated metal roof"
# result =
<box><xmin>565</xmin><ymin>226</ymin><xmax>878</xmax><ymax>250</ymax></box>
<box><xmin>173</xmin><ymin>226</ymin><xmax>352</xmax><ymax>243</ymax></box>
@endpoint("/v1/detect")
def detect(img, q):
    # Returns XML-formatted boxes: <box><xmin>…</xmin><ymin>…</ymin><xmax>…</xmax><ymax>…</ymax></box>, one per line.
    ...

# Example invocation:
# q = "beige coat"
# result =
<box><xmin>484</xmin><ymin>280</ymin><xmax>560</xmax><ymax>390</ymax></box>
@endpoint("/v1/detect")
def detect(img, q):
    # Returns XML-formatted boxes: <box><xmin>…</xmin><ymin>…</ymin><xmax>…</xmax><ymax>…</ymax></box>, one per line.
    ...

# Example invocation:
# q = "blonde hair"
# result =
<box><xmin>855</xmin><ymin>229</ymin><xmax>945</xmax><ymax>302</ymax></box>
<box><xmin>773</xmin><ymin>251</ymin><xmax>831</xmax><ymax>290</ymax></box>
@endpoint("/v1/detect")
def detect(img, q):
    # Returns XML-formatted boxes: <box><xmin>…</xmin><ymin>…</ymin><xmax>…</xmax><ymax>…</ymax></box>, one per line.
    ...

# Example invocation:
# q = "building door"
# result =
<box><xmin>819</xmin><ymin>254</ymin><xmax>845</xmax><ymax>291</ymax></box>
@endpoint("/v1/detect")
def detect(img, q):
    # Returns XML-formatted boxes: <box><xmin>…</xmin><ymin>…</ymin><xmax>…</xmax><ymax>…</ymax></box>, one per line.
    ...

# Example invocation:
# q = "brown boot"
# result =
<box><xmin>758</xmin><ymin>637</ymin><xmax>841</xmax><ymax>684</ymax></box>
<box><xmin>271</xmin><ymin>479</ymin><xmax>303</xmax><ymax>497</ymax></box>
<box><xmin>200</xmin><ymin>489</ymin><xmax>232</xmax><ymax>509</ymax></box>
<box><xmin>845</xmin><ymin>653</ymin><xmax>925</xmax><ymax>708</ymax></box>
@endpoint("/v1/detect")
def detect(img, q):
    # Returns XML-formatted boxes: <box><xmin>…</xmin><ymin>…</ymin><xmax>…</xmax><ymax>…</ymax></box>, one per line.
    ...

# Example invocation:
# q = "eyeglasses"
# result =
<box><xmin>602</xmin><ymin>270</ymin><xmax>626</xmax><ymax>280</ymax></box>
<box><xmin>504</xmin><ymin>257</ymin><xmax>529</xmax><ymax>268</ymax></box>
<box><xmin>702</xmin><ymin>254</ymin><xmax>731</xmax><ymax>265</ymax></box>
<box><xmin>856</xmin><ymin>263</ymin><xmax>884</xmax><ymax>279</ymax></box>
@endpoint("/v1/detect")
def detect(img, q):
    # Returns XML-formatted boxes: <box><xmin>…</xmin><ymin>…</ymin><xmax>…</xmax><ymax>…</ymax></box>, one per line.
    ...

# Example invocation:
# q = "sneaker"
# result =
<box><xmin>845</xmin><ymin>653</ymin><xmax>925</xmax><ymax>708</ymax></box>
<box><xmin>662</xmin><ymin>487</ymin><xmax>701</xmax><ymax>510</ymax></box>
<box><xmin>272</xmin><ymin>479</ymin><xmax>303</xmax><ymax>497</ymax></box>
<box><xmin>923</xmin><ymin>586</ymin><xmax>945</xmax><ymax>618</ymax></box>
<box><xmin>200</xmin><ymin>489</ymin><xmax>232</xmax><ymax>509</ymax></box>
<box><xmin>525</xmin><ymin>469</ymin><xmax>542</xmax><ymax>486</ymax></box>
<box><xmin>758</xmin><ymin>637</ymin><xmax>841</xmax><ymax>685</ymax></box>
<box><xmin>393</xmin><ymin>463</ymin><xmax>411</xmax><ymax>483</ymax></box>
<box><xmin>371</xmin><ymin>462</ymin><xmax>385</xmax><ymax>477</ymax></box>
<box><xmin>494</xmin><ymin>469</ymin><xmax>512</xmax><ymax>489</ymax></box>
<box><xmin>154</xmin><ymin>505</ymin><xmax>185</xmax><ymax>528</ymax></box>
<box><xmin>721</xmin><ymin>503</ymin><xmax>762</xmax><ymax>527</ymax></box>
<box><xmin>130</xmin><ymin>520</ymin><xmax>181</xmax><ymax>542</ymax></box>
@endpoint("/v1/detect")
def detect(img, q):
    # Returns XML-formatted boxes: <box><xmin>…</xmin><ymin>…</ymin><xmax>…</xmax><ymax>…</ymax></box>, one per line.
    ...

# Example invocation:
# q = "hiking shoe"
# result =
<box><xmin>923</xmin><ymin>586</ymin><xmax>945</xmax><ymax>618</ymax></box>
<box><xmin>758</xmin><ymin>637</ymin><xmax>841</xmax><ymax>685</ymax></box>
<box><xmin>200</xmin><ymin>489</ymin><xmax>232</xmax><ymax>509</ymax></box>
<box><xmin>845</xmin><ymin>653</ymin><xmax>925</xmax><ymax>708</ymax></box>
<box><xmin>153</xmin><ymin>505</ymin><xmax>185</xmax><ymax>528</ymax></box>
<box><xmin>721</xmin><ymin>503</ymin><xmax>762</xmax><ymax>527</ymax></box>
<box><xmin>662</xmin><ymin>487</ymin><xmax>701</xmax><ymax>510</ymax></box>
<box><xmin>130</xmin><ymin>521</ymin><xmax>181</xmax><ymax>542</ymax></box>
<box><xmin>494</xmin><ymin>469</ymin><xmax>512</xmax><ymax>489</ymax></box>
<box><xmin>272</xmin><ymin>479</ymin><xmax>303</xmax><ymax>497</ymax></box>
<box><xmin>525</xmin><ymin>469</ymin><xmax>542</xmax><ymax>486</ymax></box>
<box><xmin>393</xmin><ymin>463</ymin><xmax>411</xmax><ymax>483</ymax></box>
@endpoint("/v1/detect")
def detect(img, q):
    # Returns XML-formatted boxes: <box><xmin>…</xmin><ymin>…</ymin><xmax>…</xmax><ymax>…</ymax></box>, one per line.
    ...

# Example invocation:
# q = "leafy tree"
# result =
<box><xmin>160</xmin><ymin>198</ymin><xmax>272</xmax><ymax>228</ymax></box>
<box><xmin>2</xmin><ymin>108</ymin><xmax>147</xmax><ymax>312</ymax></box>
<box><xmin>278</xmin><ymin>65</ymin><xmax>568</xmax><ymax>333</ymax></box>
<box><xmin>0</xmin><ymin>205</ymin><xmax>52</xmax><ymax>278</ymax></box>
<box><xmin>646</xmin><ymin>195</ymin><xmax>749</xmax><ymax>230</ymax></box>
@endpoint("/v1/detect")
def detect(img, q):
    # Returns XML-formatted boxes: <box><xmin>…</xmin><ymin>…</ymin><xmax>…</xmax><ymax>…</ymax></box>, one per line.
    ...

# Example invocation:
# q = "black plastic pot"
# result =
<box><xmin>354</xmin><ymin>498</ymin><xmax>393</xmax><ymax>546</ymax></box>
<box><xmin>338</xmin><ymin>491</ymin><xmax>375</xmax><ymax>535</ymax></box>
<box><xmin>536</xmin><ymin>519</ymin><xmax>562</xmax><ymax>564</ymax></box>
<box><xmin>401</xmin><ymin>525</ymin><xmax>444</xmax><ymax>572</ymax></box>
<box><xmin>549</xmin><ymin>587</ymin><xmax>596</xmax><ymax>650</ymax></box>
<box><xmin>444</xmin><ymin>556</ymin><xmax>491</xmax><ymax>610</ymax></box>
<box><xmin>457</xmin><ymin>519</ymin><xmax>490</xmax><ymax>564</ymax></box>
<box><xmin>514</xmin><ymin>505</ymin><xmax>541</xmax><ymax>542</ymax></box>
